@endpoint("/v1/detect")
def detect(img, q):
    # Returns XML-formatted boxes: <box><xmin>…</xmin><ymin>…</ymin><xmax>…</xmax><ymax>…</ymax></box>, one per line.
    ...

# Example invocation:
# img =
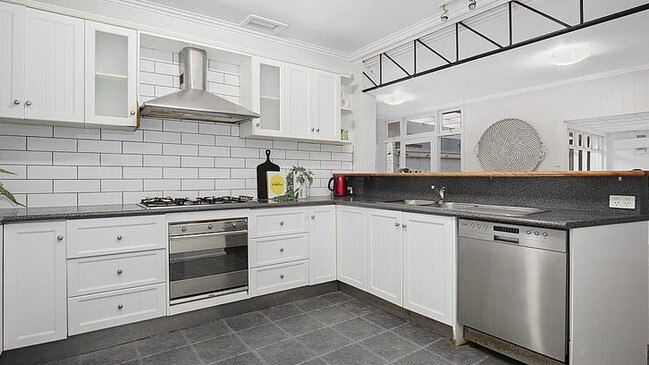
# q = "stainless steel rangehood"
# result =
<box><xmin>140</xmin><ymin>47</ymin><xmax>260</xmax><ymax>123</ymax></box>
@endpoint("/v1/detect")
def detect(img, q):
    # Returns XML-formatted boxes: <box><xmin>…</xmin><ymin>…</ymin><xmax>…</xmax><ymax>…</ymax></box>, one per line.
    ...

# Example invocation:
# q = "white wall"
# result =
<box><xmin>462</xmin><ymin>68</ymin><xmax>649</xmax><ymax>171</ymax></box>
<box><xmin>607</xmin><ymin>131</ymin><xmax>649</xmax><ymax>170</ymax></box>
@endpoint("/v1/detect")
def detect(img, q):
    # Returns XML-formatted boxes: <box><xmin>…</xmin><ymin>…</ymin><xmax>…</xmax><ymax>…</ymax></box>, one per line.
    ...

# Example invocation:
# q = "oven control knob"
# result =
<box><xmin>471</xmin><ymin>224</ymin><xmax>475</xmax><ymax>227</ymax></box>
<box><xmin>280</xmin><ymin>274</ymin><xmax>285</xmax><ymax>279</ymax></box>
<box><xmin>207</xmin><ymin>224</ymin><xmax>213</xmax><ymax>230</ymax></box>
<box><xmin>181</xmin><ymin>227</ymin><xmax>187</xmax><ymax>232</ymax></box>
<box><xmin>534</xmin><ymin>231</ymin><xmax>540</xmax><ymax>236</ymax></box>
<box><xmin>477</xmin><ymin>224</ymin><xmax>482</xmax><ymax>228</ymax></box>
<box><xmin>117</xmin><ymin>269</ymin><xmax>123</xmax><ymax>275</ymax></box>
<box><xmin>542</xmin><ymin>232</ymin><xmax>548</xmax><ymax>237</ymax></box>
<box><xmin>117</xmin><ymin>304</ymin><xmax>124</xmax><ymax>310</ymax></box>
<box><xmin>526</xmin><ymin>230</ymin><xmax>531</xmax><ymax>235</ymax></box>
<box><xmin>280</xmin><ymin>248</ymin><xmax>284</xmax><ymax>253</ymax></box>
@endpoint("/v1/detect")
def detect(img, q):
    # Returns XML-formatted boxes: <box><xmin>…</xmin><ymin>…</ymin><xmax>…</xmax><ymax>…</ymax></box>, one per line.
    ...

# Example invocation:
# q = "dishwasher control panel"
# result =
<box><xmin>459</xmin><ymin>219</ymin><xmax>567</xmax><ymax>253</ymax></box>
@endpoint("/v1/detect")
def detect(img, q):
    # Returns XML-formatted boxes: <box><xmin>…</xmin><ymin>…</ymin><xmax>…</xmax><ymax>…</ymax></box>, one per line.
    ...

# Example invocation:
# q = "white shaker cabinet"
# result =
<box><xmin>367</xmin><ymin>209</ymin><xmax>403</xmax><ymax>306</ymax></box>
<box><xmin>84</xmin><ymin>21</ymin><xmax>138</xmax><ymax>128</ymax></box>
<box><xmin>336</xmin><ymin>206</ymin><xmax>367</xmax><ymax>290</ymax></box>
<box><xmin>4</xmin><ymin>221</ymin><xmax>67</xmax><ymax>350</ymax></box>
<box><xmin>286</xmin><ymin>64</ymin><xmax>314</xmax><ymax>139</ymax></box>
<box><xmin>24</xmin><ymin>8</ymin><xmax>84</xmax><ymax>124</ymax></box>
<box><xmin>402</xmin><ymin>213</ymin><xmax>456</xmax><ymax>325</ymax></box>
<box><xmin>313</xmin><ymin>69</ymin><xmax>341</xmax><ymax>141</ymax></box>
<box><xmin>241</xmin><ymin>57</ymin><xmax>286</xmax><ymax>138</ymax></box>
<box><xmin>0</xmin><ymin>2</ymin><xmax>25</xmax><ymax>120</ymax></box>
<box><xmin>308</xmin><ymin>205</ymin><xmax>337</xmax><ymax>284</ymax></box>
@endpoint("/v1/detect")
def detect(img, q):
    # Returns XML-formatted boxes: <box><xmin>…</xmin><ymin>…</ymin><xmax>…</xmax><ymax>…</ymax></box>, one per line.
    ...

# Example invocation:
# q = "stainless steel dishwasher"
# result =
<box><xmin>458</xmin><ymin>219</ymin><xmax>568</xmax><ymax>364</ymax></box>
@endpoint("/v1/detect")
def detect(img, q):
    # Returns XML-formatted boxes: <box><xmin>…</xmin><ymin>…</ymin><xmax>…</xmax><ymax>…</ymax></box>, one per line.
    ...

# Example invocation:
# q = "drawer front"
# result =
<box><xmin>68</xmin><ymin>250</ymin><xmax>166</xmax><ymax>297</ymax></box>
<box><xmin>250</xmin><ymin>260</ymin><xmax>309</xmax><ymax>296</ymax></box>
<box><xmin>250</xmin><ymin>208</ymin><xmax>307</xmax><ymax>238</ymax></box>
<box><xmin>67</xmin><ymin>215</ymin><xmax>166</xmax><ymax>258</ymax></box>
<box><xmin>68</xmin><ymin>283</ymin><xmax>166</xmax><ymax>335</ymax></box>
<box><xmin>250</xmin><ymin>233</ymin><xmax>308</xmax><ymax>268</ymax></box>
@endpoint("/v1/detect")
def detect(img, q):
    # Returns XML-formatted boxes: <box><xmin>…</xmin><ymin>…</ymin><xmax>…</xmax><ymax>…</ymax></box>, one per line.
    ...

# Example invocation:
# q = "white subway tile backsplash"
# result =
<box><xmin>163</xmin><ymin>144</ymin><xmax>198</xmax><ymax>156</ymax></box>
<box><xmin>0</xmin><ymin>51</ymin><xmax>352</xmax><ymax>206</ymax></box>
<box><xmin>28</xmin><ymin>166</ymin><xmax>76</xmax><ymax>179</ymax></box>
<box><xmin>181</xmin><ymin>133</ymin><xmax>214</xmax><ymax>146</ymax></box>
<box><xmin>123</xmin><ymin>142</ymin><xmax>162</xmax><ymax>155</ymax></box>
<box><xmin>54</xmin><ymin>152</ymin><xmax>100</xmax><ymax>166</ymax></box>
<box><xmin>101</xmin><ymin>154</ymin><xmax>143</xmax><ymax>166</ymax></box>
<box><xmin>78</xmin><ymin>192</ymin><xmax>122</xmax><ymax>206</ymax></box>
<box><xmin>0</xmin><ymin>151</ymin><xmax>52</xmax><ymax>165</ymax></box>
<box><xmin>28</xmin><ymin>137</ymin><xmax>77</xmax><ymax>152</ymax></box>
<box><xmin>78</xmin><ymin>167</ymin><xmax>122</xmax><ymax>179</ymax></box>
<box><xmin>78</xmin><ymin>140</ymin><xmax>121</xmax><ymax>154</ymax></box>
<box><xmin>0</xmin><ymin>136</ymin><xmax>26</xmax><ymax>150</ymax></box>
<box><xmin>144</xmin><ymin>130</ymin><xmax>181</xmax><ymax>144</ymax></box>
<box><xmin>54</xmin><ymin>180</ymin><xmax>100</xmax><ymax>193</ymax></box>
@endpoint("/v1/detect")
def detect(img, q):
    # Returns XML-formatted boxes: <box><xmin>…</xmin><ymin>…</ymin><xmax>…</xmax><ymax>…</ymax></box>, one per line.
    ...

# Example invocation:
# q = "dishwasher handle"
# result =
<box><xmin>493</xmin><ymin>235</ymin><xmax>519</xmax><ymax>244</ymax></box>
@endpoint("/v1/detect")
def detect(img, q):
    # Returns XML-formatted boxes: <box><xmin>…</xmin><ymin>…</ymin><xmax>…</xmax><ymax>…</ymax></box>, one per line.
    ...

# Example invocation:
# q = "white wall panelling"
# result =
<box><xmin>0</xmin><ymin>47</ymin><xmax>352</xmax><ymax>208</ymax></box>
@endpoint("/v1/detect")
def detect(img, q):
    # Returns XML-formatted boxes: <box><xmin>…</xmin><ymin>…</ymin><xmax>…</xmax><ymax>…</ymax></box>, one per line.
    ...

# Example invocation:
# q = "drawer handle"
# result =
<box><xmin>56</xmin><ymin>235</ymin><xmax>64</xmax><ymax>241</ymax></box>
<box><xmin>116</xmin><ymin>235</ymin><xmax>123</xmax><ymax>241</ymax></box>
<box><xmin>280</xmin><ymin>274</ymin><xmax>285</xmax><ymax>279</ymax></box>
<box><xmin>279</xmin><ymin>221</ymin><xmax>284</xmax><ymax>226</ymax></box>
<box><xmin>117</xmin><ymin>304</ymin><xmax>124</xmax><ymax>310</ymax></box>
<box><xmin>207</xmin><ymin>224</ymin><xmax>213</xmax><ymax>230</ymax></box>
<box><xmin>117</xmin><ymin>269</ymin><xmax>123</xmax><ymax>275</ymax></box>
<box><xmin>279</xmin><ymin>248</ymin><xmax>284</xmax><ymax>253</ymax></box>
<box><xmin>394</xmin><ymin>222</ymin><xmax>400</xmax><ymax>227</ymax></box>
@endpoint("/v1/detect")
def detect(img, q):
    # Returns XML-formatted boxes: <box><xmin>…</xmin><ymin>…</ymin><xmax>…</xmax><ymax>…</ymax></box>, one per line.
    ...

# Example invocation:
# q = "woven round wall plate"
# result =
<box><xmin>475</xmin><ymin>118</ymin><xmax>546</xmax><ymax>171</ymax></box>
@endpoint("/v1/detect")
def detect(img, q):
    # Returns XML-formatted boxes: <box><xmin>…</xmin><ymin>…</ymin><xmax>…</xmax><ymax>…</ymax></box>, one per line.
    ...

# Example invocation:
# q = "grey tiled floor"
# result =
<box><xmin>44</xmin><ymin>291</ymin><xmax>521</xmax><ymax>365</ymax></box>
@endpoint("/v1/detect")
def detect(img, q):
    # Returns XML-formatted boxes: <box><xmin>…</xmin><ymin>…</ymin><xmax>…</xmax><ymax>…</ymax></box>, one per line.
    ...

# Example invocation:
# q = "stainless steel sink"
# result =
<box><xmin>382</xmin><ymin>200</ymin><xmax>547</xmax><ymax>217</ymax></box>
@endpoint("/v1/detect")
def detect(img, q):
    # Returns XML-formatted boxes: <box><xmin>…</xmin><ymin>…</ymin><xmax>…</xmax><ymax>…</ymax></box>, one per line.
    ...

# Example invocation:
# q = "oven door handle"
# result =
<box><xmin>169</xmin><ymin>231</ymin><xmax>248</xmax><ymax>254</ymax></box>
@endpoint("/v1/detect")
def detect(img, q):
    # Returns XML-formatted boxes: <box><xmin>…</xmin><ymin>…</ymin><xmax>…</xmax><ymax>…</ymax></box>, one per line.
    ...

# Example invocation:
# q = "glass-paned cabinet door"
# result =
<box><xmin>253</xmin><ymin>57</ymin><xmax>286</xmax><ymax>137</ymax></box>
<box><xmin>440</xmin><ymin>110</ymin><xmax>462</xmax><ymax>133</ymax></box>
<box><xmin>404</xmin><ymin>141</ymin><xmax>432</xmax><ymax>172</ymax></box>
<box><xmin>439</xmin><ymin>134</ymin><xmax>461</xmax><ymax>172</ymax></box>
<box><xmin>406</xmin><ymin>116</ymin><xmax>435</xmax><ymax>135</ymax></box>
<box><xmin>84</xmin><ymin>21</ymin><xmax>137</xmax><ymax>127</ymax></box>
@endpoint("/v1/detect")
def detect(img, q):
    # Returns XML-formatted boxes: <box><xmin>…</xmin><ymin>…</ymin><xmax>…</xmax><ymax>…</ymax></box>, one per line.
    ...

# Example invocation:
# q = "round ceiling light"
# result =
<box><xmin>377</xmin><ymin>92</ymin><xmax>412</xmax><ymax>106</ymax></box>
<box><xmin>548</xmin><ymin>46</ymin><xmax>593</xmax><ymax>66</ymax></box>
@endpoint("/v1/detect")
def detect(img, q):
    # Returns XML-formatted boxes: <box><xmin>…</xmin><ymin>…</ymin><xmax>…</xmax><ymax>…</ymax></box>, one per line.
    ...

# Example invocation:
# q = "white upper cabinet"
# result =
<box><xmin>402</xmin><ymin>213</ymin><xmax>456</xmax><ymax>325</ymax></box>
<box><xmin>0</xmin><ymin>2</ymin><xmax>25</xmax><ymax>120</ymax></box>
<box><xmin>4</xmin><ymin>221</ymin><xmax>67</xmax><ymax>350</ymax></box>
<box><xmin>84</xmin><ymin>21</ymin><xmax>137</xmax><ymax>128</ymax></box>
<box><xmin>243</xmin><ymin>57</ymin><xmax>286</xmax><ymax>138</ymax></box>
<box><xmin>313</xmin><ymin>69</ymin><xmax>341</xmax><ymax>141</ymax></box>
<box><xmin>286</xmin><ymin>64</ymin><xmax>314</xmax><ymax>139</ymax></box>
<box><xmin>367</xmin><ymin>209</ymin><xmax>403</xmax><ymax>306</ymax></box>
<box><xmin>24</xmin><ymin>8</ymin><xmax>84</xmax><ymax>124</ymax></box>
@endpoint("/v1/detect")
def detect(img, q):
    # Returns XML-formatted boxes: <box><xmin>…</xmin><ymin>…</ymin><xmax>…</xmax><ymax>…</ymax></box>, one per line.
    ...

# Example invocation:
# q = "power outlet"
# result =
<box><xmin>609</xmin><ymin>195</ymin><xmax>636</xmax><ymax>210</ymax></box>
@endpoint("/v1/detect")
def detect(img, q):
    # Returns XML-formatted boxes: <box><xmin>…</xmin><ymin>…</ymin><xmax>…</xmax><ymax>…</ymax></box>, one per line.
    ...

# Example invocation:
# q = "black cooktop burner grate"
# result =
<box><xmin>139</xmin><ymin>195</ymin><xmax>254</xmax><ymax>208</ymax></box>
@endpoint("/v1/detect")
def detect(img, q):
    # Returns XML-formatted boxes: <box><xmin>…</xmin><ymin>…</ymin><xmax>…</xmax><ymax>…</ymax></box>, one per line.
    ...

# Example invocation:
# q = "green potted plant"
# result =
<box><xmin>286</xmin><ymin>166</ymin><xmax>314</xmax><ymax>199</ymax></box>
<box><xmin>0</xmin><ymin>168</ymin><xmax>24</xmax><ymax>207</ymax></box>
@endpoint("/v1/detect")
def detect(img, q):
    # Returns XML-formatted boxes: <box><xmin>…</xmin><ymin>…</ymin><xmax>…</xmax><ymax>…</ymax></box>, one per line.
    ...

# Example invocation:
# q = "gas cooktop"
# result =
<box><xmin>138</xmin><ymin>195</ymin><xmax>255</xmax><ymax>209</ymax></box>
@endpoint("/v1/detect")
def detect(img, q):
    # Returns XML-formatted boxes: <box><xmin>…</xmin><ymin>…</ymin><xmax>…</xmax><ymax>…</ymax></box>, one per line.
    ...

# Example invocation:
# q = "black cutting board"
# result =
<box><xmin>256</xmin><ymin>149</ymin><xmax>280</xmax><ymax>200</ymax></box>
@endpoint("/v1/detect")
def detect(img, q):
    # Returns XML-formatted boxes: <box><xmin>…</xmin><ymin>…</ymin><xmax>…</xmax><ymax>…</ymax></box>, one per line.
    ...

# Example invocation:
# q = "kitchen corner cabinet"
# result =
<box><xmin>367</xmin><ymin>209</ymin><xmax>403</xmax><ymax>306</ymax></box>
<box><xmin>241</xmin><ymin>56</ymin><xmax>342</xmax><ymax>142</ymax></box>
<box><xmin>336</xmin><ymin>206</ymin><xmax>367</xmax><ymax>289</ymax></box>
<box><xmin>25</xmin><ymin>8</ymin><xmax>84</xmax><ymax>124</ymax></box>
<box><xmin>4</xmin><ymin>221</ymin><xmax>67</xmax><ymax>350</ymax></box>
<box><xmin>0</xmin><ymin>2</ymin><xmax>25</xmax><ymax>120</ymax></box>
<box><xmin>402</xmin><ymin>213</ymin><xmax>456</xmax><ymax>325</ymax></box>
<box><xmin>308</xmin><ymin>205</ymin><xmax>337</xmax><ymax>284</ymax></box>
<box><xmin>84</xmin><ymin>21</ymin><xmax>138</xmax><ymax>128</ymax></box>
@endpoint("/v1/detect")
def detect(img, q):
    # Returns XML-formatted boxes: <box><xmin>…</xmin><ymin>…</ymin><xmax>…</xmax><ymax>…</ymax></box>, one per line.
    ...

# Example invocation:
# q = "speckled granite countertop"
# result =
<box><xmin>0</xmin><ymin>196</ymin><xmax>646</xmax><ymax>229</ymax></box>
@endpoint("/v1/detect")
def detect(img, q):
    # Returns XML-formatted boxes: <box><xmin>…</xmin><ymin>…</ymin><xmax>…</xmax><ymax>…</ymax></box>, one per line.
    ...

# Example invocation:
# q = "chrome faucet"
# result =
<box><xmin>431</xmin><ymin>186</ymin><xmax>446</xmax><ymax>203</ymax></box>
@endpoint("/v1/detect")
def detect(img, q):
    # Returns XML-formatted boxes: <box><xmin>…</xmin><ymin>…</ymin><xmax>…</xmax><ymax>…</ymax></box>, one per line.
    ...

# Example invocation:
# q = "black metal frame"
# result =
<box><xmin>362</xmin><ymin>1</ymin><xmax>649</xmax><ymax>92</ymax></box>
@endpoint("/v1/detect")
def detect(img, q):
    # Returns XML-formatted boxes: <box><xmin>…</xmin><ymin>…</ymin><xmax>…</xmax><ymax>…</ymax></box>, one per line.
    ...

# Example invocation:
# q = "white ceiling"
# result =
<box><xmin>569</xmin><ymin>112</ymin><xmax>649</xmax><ymax>134</ymax></box>
<box><xmin>142</xmin><ymin>0</ymin><xmax>446</xmax><ymax>54</ymax></box>
<box><xmin>372</xmin><ymin>3</ymin><xmax>649</xmax><ymax>119</ymax></box>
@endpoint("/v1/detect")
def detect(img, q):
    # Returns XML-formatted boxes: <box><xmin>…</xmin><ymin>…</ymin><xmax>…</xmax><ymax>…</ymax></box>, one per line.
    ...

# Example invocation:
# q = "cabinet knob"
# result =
<box><xmin>25</xmin><ymin>101</ymin><xmax>32</xmax><ymax>107</ymax></box>
<box><xmin>311</xmin><ymin>215</ymin><xmax>315</xmax><ymax>219</ymax></box>
<box><xmin>117</xmin><ymin>304</ymin><xmax>124</xmax><ymax>310</ymax></box>
<box><xmin>394</xmin><ymin>222</ymin><xmax>400</xmax><ymax>227</ymax></box>
<box><xmin>207</xmin><ymin>224</ymin><xmax>213</xmax><ymax>230</ymax></box>
<box><xmin>279</xmin><ymin>221</ymin><xmax>284</xmax><ymax>226</ymax></box>
<box><xmin>279</xmin><ymin>248</ymin><xmax>284</xmax><ymax>253</ymax></box>
<box><xmin>56</xmin><ymin>235</ymin><xmax>64</xmax><ymax>241</ymax></box>
<box><xmin>280</xmin><ymin>274</ymin><xmax>285</xmax><ymax>279</ymax></box>
<box><xmin>130</xmin><ymin>111</ymin><xmax>136</xmax><ymax>116</ymax></box>
<box><xmin>402</xmin><ymin>224</ymin><xmax>407</xmax><ymax>228</ymax></box>
<box><xmin>311</xmin><ymin>128</ymin><xmax>315</xmax><ymax>132</ymax></box>
<box><xmin>255</xmin><ymin>122</ymin><xmax>261</xmax><ymax>127</ymax></box>
<box><xmin>117</xmin><ymin>269</ymin><xmax>123</xmax><ymax>275</ymax></box>
<box><xmin>12</xmin><ymin>99</ymin><xmax>20</xmax><ymax>105</ymax></box>
<box><xmin>116</xmin><ymin>235</ymin><xmax>123</xmax><ymax>241</ymax></box>
<box><xmin>316</xmin><ymin>128</ymin><xmax>320</xmax><ymax>133</ymax></box>
<box><xmin>181</xmin><ymin>227</ymin><xmax>187</xmax><ymax>232</ymax></box>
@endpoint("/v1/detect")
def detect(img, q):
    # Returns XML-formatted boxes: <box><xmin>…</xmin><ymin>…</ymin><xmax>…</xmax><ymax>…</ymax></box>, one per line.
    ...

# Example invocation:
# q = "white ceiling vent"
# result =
<box><xmin>240</xmin><ymin>14</ymin><xmax>288</xmax><ymax>34</ymax></box>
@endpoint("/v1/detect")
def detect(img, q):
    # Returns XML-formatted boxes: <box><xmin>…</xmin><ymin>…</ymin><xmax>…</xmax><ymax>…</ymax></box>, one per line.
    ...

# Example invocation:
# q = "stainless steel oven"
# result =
<box><xmin>169</xmin><ymin>218</ymin><xmax>248</xmax><ymax>305</ymax></box>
